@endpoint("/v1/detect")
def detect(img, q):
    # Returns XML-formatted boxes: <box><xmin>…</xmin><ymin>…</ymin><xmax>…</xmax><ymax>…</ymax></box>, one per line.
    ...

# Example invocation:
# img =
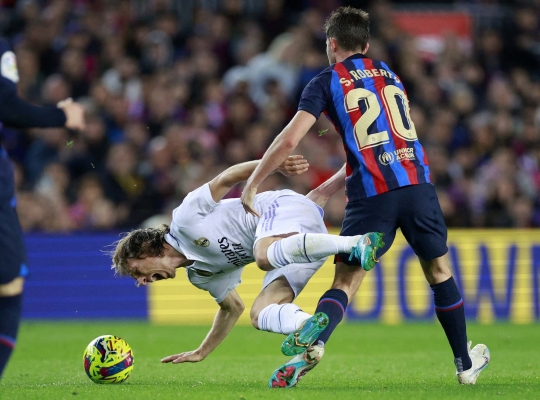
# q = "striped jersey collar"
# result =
<box><xmin>343</xmin><ymin>53</ymin><xmax>367</xmax><ymax>61</ymax></box>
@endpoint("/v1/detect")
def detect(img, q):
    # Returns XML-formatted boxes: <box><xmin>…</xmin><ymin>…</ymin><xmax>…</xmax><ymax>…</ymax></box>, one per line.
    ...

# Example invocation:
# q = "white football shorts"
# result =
<box><xmin>188</xmin><ymin>194</ymin><xmax>328</xmax><ymax>302</ymax></box>
<box><xmin>256</xmin><ymin>194</ymin><xmax>328</xmax><ymax>297</ymax></box>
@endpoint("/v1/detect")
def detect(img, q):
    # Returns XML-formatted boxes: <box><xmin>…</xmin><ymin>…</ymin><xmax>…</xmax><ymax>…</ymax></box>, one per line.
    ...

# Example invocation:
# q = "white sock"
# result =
<box><xmin>257</xmin><ymin>303</ymin><xmax>312</xmax><ymax>334</ymax></box>
<box><xmin>267</xmin><ymin>233</ymin><xmax>360</xmax><ymax>269</ymax></box>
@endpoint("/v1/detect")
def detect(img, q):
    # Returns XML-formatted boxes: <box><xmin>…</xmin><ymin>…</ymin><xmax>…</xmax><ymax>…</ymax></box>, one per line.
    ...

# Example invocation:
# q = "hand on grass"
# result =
<box><xmin>161</xmin><ymin>349</ymin><xmax>206</xmax><ymax>364</ymax></box>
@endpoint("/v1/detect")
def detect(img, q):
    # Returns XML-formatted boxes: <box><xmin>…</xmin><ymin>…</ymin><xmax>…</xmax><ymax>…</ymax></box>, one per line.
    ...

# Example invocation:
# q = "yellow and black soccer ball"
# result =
<box><xmin>83</xmin><ymin>335</ymin><xmax>134</xmax><ymax>384</ymax></box>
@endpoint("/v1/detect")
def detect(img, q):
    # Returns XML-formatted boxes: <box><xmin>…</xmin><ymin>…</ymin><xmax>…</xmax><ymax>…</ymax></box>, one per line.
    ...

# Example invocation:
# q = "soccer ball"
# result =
<box><xmin>83</xmin><ymin>335</ymin><xmax>134</xmax><ymax>384</ymax></box>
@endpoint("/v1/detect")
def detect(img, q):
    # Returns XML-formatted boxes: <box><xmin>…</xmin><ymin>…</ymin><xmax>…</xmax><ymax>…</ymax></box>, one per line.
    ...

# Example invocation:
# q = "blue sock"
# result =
<box><xmin>431</xmin><ymin>277</ymin><xmax>472</xmax><ymax>372</ymax></box>
<box><xmin>313</xmin><ymin>289</ymin><xmax>348</xmax><ymax>345</ymax></box>
<box><xmin>0</xmin><ymin>294</ymin><xmax>22</xmax><ymax>379</ymax></box>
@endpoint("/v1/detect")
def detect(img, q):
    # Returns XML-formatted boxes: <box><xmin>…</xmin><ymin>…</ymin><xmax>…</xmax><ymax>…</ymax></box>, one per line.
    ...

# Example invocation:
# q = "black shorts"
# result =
<box><xmin>0</xmin><ymin>156</ymin><xmax>27</xmax><ymax>285</ymax></box>
<box><xmin>336</xmin><ymin>183</ymin><xmax>448</xmax><ymax>265</ymax></box>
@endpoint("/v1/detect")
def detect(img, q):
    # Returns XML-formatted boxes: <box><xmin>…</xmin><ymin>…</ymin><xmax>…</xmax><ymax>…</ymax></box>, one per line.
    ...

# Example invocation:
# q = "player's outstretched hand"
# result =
<box><xmin>241</xmin><ymin>184</ymin><xmax>261</xmax><ymax>218</ymax></box>
<box><xmin>161</xmin><ymin>350</ymin><xmax>206</xmax><ymax>364</ymax></box>
<box><xmin>276</xmin><ymin>155</ymin><xmax>309</xmax><ymax>177</ymax></box>
<box><xmin>57</xmin><ymin>97</ymin><xmax>86</xmax><ymax>131</ymax></box>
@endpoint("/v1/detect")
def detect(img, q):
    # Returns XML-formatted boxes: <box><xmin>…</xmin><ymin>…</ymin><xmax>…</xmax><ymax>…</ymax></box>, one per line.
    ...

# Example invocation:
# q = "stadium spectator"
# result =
<box><xmin>1</xmin><ymin>0</ymin><xmax>539</xmax><ymax>232</ymax></box>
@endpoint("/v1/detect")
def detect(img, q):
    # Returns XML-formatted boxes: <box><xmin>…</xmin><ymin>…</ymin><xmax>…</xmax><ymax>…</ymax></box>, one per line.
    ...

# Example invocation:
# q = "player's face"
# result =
<box><xmin>128</xmin><ymin>256</ymin><xmax>176</xmax><ymax>287</ymax></box>
<box><xmin>326</xmin><ymin>37</ymin><xmax>336</xmax><ymax>65</ymax></box>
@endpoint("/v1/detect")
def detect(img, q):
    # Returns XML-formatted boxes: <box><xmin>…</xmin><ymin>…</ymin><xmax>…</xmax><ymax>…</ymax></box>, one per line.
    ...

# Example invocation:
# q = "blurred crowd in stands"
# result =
<box><xmin>1</xmin><ymin>0</ymin><xmax>540</xmax><ymax>232</ymax></box>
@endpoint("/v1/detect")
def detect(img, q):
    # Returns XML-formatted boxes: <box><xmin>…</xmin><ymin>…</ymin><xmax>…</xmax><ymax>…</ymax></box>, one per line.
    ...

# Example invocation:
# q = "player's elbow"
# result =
<box><xmin>250</xmin><ymin>308</ymin><xmax>260</xmax><ymax>329</ymax></box>
<box><xmin>223</xmin><ymin>297</ymin><xmax>245</xmax><ymax>316</ymax></box>
<box><xmin>234</xmin><ymin>302</ymin><xmax>245</xmax><ymax>317</ymax></box>
<box><xmin>216</xmin><ymin>171</ymin><xmax>235</xmax><ymax>189</ymax></box>
<box><xmin>279</xmin><ymin>137</ymin><xmax>298</xmax><ymax>151</ymax></box>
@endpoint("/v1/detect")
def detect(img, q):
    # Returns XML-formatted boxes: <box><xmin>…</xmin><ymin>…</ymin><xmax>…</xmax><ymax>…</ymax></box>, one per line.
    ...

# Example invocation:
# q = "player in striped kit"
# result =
<box><xmin>241</xmin><ymin>7</ymin><xmax>489</xmax><ymax>388</ymax></box>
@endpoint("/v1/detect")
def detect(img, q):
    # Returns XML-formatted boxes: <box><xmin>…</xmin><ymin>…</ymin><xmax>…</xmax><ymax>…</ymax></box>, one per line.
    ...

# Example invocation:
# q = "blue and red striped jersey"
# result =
<box><xmin>298</xmin><ymin>53</ymin><xmax>431</xmax><ymax>201</ymax></box>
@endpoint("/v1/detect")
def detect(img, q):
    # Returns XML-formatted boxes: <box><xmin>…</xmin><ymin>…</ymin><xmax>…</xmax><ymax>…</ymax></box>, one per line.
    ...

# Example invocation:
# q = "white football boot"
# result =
<box><xmin>457</xmin><ymin>341</ymin><xmax>490</xmax><ymax>384</ymax></box>
<box><xmin>269</xmin><ymin>345</ymin><xmax>324</xmax><ymax>388</ymax></box>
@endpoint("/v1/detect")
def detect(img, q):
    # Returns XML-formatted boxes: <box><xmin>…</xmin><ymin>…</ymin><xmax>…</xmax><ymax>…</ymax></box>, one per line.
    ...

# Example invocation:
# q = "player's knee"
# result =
<box><xmin>254</xmin><ymin>247</ymin><xmax>272</xmax><ymax>271</ymax></box>
<box><xmin>256</xmin><ymin>260</ymin><xmax>273</xmax><ymax>271</ymax></box>
<box><xmin>250</xmin><ymin>308</ymin><xmax>260</xmax><ymax>329</ymax></box>
<box><xmin>254</xmin><ymin>238</ymin><xmax>282</xmax><ymax>271</ymax></box>
<box><xmin>0</xmin><ymin>277</ymin><xmax>24</xmax><ymax>297</ymax></box>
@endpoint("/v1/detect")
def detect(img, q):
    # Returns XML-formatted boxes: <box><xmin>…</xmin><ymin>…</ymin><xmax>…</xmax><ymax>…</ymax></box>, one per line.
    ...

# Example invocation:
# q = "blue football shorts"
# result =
<box><xmin>336</xmin><ymin>183</ymin><xmax>448</xmax><ymax>265</ymax></box>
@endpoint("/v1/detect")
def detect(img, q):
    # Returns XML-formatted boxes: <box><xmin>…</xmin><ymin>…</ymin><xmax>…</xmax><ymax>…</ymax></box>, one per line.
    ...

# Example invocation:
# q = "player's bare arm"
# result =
<box><xmin>306</xmin><ymin>164</ymin><xmax>347</xmax><ymax>208</ymax></box>
<box><xmin>161</xmin><ymin>290</ymin><xmax>245</xmax><ymax>364</ymax></box>
<box><xmin>241</xmin><ymin>111</ymin><xmax>316</xmax><ymax>216</ymax></box>
<box><xmin>209</xmin><ymin>155</ymin><xmax>309</xmax><ymax>203</ymax></box>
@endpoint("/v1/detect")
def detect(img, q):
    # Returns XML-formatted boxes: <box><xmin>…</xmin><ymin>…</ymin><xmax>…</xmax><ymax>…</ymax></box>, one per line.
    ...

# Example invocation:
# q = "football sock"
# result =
<box><xmin>267</xmin><ymin>233</ymin><xmax>359</xmax><ymax>269</ymax></box>
<box><xmin>0</xmin><ymin>294</ymin><xmax>22</xmax><ymax>379</ymax></box>
<box><xmin>257</xmin><ymin>303</ymin><xmax>311</xmax><ymax>334</ymax></box>
<box><xmin>431</xmin><ymin>277</ymin><xmax>472</xmax><ymax>372</ymax></box>
<box><xmin>313</xmin><ymin>289</ymin><xmax>348</xmax><ymax>345</ymax></box>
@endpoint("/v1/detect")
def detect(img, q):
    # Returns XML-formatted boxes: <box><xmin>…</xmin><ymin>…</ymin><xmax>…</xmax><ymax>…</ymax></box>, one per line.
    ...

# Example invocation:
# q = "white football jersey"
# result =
<box><xmin>165</xmin><ymin>183</ymin><xmax>297</xmax><ymax>277</ymax></box>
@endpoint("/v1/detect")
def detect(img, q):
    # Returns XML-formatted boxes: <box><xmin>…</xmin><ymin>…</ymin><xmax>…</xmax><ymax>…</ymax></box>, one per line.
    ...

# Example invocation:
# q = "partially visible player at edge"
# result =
<box><xmin>240</xmin><ymin>7</ymin><xmax>490</xmax><ymax>388</ymax></box>
<box><xmin>0</xmin><ymin>37</ymin><xmax>85</xmax><ymax>380</ymax></box>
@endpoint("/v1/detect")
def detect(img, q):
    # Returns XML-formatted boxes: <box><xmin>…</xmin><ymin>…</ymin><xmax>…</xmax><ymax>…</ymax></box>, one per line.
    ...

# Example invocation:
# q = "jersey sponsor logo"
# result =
<box><xmin>1</xmin><ymin>51</ymin><xmax>19</xmax><ymax>83</ymax></box>
<box><xmin>394</xmin><ymin>147</ymin><xmax>416</xmax><ymax>162</ymax></box>
<box><xmin>379</xmin><ymin>152</ymin><xmax>395</xmax><ymax>165</ymax></box>
<box><xmin>194</xmin><ymin>237</ymin><xmax>210</xmax><ymax>247</ymax></box>
<box><xmin>218</xmin><ymin>237</ymin><xmax>254</xmax><ymax>267</ymax></box>
<box><xmin>378</xmin><ymin>148</ymin><xmax>415</xmax><ymax>166</ymax></box>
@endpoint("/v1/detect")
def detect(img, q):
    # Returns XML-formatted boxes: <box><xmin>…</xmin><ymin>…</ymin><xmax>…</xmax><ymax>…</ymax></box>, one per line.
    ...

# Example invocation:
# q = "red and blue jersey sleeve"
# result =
<box><xmin>297</xmin><ymin>67</ymin><xmax>333</xmax><ymax>119</ymax></box>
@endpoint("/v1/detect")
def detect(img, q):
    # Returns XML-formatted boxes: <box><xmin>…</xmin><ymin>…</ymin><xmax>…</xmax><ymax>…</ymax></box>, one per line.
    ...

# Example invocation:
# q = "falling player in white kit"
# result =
<box><xmin>111</xmin><ymin>156</ymin><xmax>382</xmax><ymax>367</ymax></box>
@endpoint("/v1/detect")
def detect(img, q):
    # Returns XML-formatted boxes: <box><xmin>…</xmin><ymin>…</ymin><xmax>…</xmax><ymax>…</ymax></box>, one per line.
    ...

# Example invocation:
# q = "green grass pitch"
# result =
<box><xmin>2</xmin><ymin>322</ymin><xmax>539</xmax><ymax>399</ymax></box>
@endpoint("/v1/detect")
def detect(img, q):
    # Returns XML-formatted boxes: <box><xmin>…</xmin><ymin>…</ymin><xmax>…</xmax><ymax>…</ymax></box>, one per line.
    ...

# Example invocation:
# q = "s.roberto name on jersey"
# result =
<box><xmin>218</xmin><ymin>237</ymin><xmax>254</xmax><ymax>267</ymax></box>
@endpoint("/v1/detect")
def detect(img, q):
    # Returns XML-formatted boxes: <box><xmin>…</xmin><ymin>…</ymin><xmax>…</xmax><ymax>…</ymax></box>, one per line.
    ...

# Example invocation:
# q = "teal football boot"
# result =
<box><xmin>269</xmin><ymin>345</ymin><xmax>324</xmax><ymax>388</ymax></box>
<box><xmin>281</xmin><ymin>312</ymin><xmax>328</xmax><ymax>356</ymax></box>
<box><xmin>349</xmin><ymin>232</ymin><xmax>385</xmax><ymax>271</ymax></box>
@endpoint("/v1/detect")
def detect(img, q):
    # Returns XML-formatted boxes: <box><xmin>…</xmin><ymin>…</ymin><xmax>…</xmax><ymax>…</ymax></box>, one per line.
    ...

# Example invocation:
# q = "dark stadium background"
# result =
<box><xmin>1</xmin><ymin>0</ymin><xmax>539</xmax><ymax>323</ymax></box>
<box><xmin>2</xmin><ymin>0</ymin><xmax>539</xmax><ymax>232</ymax></box>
